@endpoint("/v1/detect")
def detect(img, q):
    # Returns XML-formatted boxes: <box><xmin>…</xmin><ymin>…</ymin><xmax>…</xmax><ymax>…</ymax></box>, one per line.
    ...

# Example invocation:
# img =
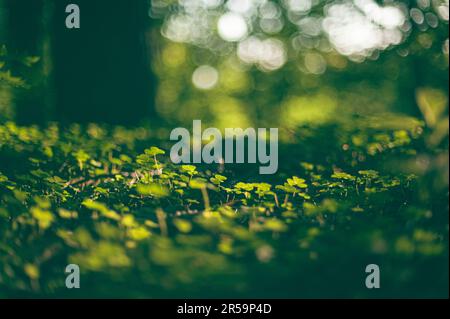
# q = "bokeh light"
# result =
<box><xmin>238</xmin><ymin>36</ymin><xmax>287</xmax><ymax>70</ymax></box>
<box><xmin>192</xmin><ymin>65</ymin><xmax>220</xmax><ymax>90</ymax></box>
<box><xmin>323</xmin><ymin>0</ymin><xmax>405</xmax><ymax>58</ymax></box>
<box><xmin>218</xmin><ymin>12</ymin><xmax>249</xmax><ymax>42</ymax></box>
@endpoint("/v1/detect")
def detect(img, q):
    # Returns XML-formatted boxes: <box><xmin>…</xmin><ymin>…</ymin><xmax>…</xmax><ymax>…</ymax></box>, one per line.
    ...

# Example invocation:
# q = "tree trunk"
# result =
<box><xmin>3</xmin><ymin>0</ymin><xmax>49</xmax><ymax>124</ymax></box>
<box><xmin>51</xmin><ymin>0</ymin><xmax>155</xmax><ymax>125</ymax></box>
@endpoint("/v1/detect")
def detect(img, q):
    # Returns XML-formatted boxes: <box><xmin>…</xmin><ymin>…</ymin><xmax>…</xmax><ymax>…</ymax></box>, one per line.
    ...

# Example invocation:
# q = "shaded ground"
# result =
<box><xmin>0</xmin><ymin>121</ymin><xmax>448</xmax><ymax>298</ymax></box>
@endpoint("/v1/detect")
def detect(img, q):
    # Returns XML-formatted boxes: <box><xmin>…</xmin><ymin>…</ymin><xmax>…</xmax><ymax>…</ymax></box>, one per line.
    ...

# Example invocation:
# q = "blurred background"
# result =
<box><xmin>0</xmin><ymin>0</ymin><xmax>448</xmax><ymax>128</ymax></box>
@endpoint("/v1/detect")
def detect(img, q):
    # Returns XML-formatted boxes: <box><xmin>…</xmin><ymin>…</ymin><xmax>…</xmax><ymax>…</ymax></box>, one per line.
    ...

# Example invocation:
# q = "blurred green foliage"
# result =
<box><xmin>0</xmin><ymin>119</ymin><xmax>447</xmax><ymax>298</ymax></box>
<box><xmin>150</xmin><ymin>0</ymin><xmax>449</xmax><ymax>129</ymax></box>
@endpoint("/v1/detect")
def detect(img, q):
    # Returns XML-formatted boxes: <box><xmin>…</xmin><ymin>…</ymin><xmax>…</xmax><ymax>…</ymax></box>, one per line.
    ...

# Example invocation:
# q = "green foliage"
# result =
<box><xmin>0</xmin><ymin>121</ymin><xmax>447</xmax><ymax>298</ymax></box>
<box><xmin>0</xmin><ymin>0</ymin><xmax>447</xmax><ymax>299</ymax></box>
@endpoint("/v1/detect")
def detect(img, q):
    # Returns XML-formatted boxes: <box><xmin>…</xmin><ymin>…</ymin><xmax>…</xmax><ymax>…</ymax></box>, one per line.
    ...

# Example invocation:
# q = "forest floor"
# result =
<box><xmin>0</xmin><ymin>121</ymin><xmax>448</xmax><ymax>298</ymax></box>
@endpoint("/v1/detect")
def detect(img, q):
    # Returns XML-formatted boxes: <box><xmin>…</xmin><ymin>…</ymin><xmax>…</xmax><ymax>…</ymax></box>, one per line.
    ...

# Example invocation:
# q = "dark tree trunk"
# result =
<box><xmin>51</xmin><ymin>0</ymin><xmax>155</xmax><ymax>125</ymax></box>
<box><xmin>3</xmin><ymin>0</ymin><xmax>49</xmax><ymax>124</ymax></box>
